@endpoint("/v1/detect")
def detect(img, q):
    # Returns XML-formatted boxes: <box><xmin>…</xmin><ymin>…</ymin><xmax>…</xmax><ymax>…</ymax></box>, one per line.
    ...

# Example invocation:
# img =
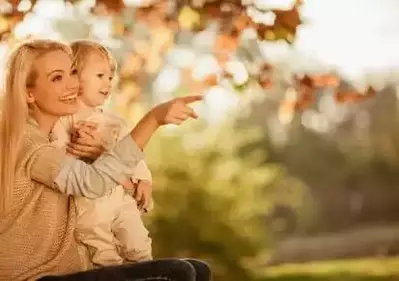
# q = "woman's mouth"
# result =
<box><xmin>60</xmin><ymin>94</ymin><xmax>78</xmax><ymax>104</ymax></box>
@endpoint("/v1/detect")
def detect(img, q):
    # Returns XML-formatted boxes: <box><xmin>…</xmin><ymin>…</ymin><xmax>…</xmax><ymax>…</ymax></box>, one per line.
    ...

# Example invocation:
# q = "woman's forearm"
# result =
<box><xmin>130</xmin><ymin>112</ymin><xmax>159</xmax><ymax>150</ymax></box>
<box><xmin>53</xmin><ymin>135</ymin><xmax>144</xmax><ymax>198</ymax></box>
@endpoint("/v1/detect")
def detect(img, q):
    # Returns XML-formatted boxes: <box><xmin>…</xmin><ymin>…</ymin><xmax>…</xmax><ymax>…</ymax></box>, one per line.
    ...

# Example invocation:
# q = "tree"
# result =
<box><xmin>143</xmin><ymin>120</ymin><xmax>281</xmax><ymax>281</ymax></box>
<box><xmin>0</xmin><ymin>0</ymin><xmax>376</xmax><ymax>118</ymax></box>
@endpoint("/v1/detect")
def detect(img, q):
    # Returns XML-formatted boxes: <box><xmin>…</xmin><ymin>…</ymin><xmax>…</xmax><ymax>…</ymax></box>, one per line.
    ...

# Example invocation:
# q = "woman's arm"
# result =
<box><xmin>31</xmin><ymin>96</ymin><xmax>202</xmax><ymax>198</ymax></box>
<box><xmin>30</xmin><ymin>134</ymin><xmax>144</xmax><ymax>199</ymax></box>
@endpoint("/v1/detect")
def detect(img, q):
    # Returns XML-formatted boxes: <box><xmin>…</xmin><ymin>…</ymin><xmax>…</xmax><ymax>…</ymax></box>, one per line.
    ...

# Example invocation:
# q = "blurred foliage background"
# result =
<box><xmin>3</xmin><ymin>0</ymin><xmax>399</xmax><ymax>280</ymax></box>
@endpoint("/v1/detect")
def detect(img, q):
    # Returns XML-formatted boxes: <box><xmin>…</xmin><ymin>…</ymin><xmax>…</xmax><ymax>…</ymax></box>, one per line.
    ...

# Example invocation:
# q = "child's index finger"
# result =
<box><xmin>179</xmin><ymin>95</ymin><xmax>203</xmax><ymax>104</ymax></box>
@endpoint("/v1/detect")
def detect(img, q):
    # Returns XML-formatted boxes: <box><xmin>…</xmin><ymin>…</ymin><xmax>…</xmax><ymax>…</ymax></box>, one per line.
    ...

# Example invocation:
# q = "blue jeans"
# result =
<box><xmin>39</xmin><ymin>259</ymin><xmax>211</xmax><ymax>281</ymax></box>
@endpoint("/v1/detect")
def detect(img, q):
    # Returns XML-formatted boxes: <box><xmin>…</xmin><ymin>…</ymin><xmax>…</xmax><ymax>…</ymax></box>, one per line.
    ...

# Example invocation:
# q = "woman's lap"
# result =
<box><xmin>39</xmin><ymin>258</ymin><xmax>211</xmax><ymax>281</ymax></box>
<box><xmin>183</xmin><ymin>259</ymin><xmax>211</xmax><ymax>281</ymax></box>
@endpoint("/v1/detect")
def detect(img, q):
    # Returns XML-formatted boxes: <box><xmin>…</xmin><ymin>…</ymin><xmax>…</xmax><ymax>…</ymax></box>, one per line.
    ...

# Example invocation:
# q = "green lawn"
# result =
<box><xmin>257</xmin><ymin>257</ymin><xmax>399</xmax><ymax>281</ymax></box>
<box><xmin>258</xmin><ymin>275</ymin><xmax>397</xmax><ymax>281</ymax></box>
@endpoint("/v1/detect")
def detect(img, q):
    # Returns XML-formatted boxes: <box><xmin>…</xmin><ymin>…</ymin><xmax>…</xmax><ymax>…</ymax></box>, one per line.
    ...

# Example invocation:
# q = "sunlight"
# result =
<box><xmin>294</xmin><ymin>0</ymin><xmax>399</xmax><ymax>78</ymax></box>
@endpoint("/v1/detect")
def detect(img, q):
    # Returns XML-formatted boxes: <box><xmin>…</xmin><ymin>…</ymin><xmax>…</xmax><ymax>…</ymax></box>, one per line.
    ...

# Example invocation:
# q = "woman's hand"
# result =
<box><xmin>66</xmin><ymin>122</ymin><xmax>106</xmax><ymax>161</ymax></box>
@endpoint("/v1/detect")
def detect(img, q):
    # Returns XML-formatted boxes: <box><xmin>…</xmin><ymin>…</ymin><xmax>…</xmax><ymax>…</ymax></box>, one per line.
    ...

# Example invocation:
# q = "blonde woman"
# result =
<box><xmin>0</xmin><ymin>39</ymin><xmax>210</xmax><ymax>281</ymax></box>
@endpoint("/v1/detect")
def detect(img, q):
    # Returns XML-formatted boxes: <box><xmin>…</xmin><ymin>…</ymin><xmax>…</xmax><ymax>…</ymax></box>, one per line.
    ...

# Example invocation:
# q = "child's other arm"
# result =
<box><xmin>51</xmin><ymin>117</ymin><xmax>72</xmax><ymax>149</ymax></box>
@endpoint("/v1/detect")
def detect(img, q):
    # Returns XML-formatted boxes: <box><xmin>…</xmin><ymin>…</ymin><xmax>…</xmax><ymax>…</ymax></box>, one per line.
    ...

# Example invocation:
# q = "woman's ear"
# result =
<box><xmin>26</xmin><ymin>91</ymin><xmax>35</xmax><ymax>104</ymax></box>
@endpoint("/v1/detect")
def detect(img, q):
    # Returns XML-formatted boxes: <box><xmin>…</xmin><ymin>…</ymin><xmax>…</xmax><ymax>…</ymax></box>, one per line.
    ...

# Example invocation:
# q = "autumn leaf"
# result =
<box><xmin>181</xmin><ymin>68</ymin><xmax>208</xmax><ymax>93</ymax></box>
<box><xmin>233</xmin><ymin>13</ymin><xmax>253</xmax><ymax>32</ymax></box>
<box><xmin>215</xmin><ymin>54</ymin><xmax>230</xmax><ymax>67</ymax></box>
<box><xmin>311</xmin><ymin>74</ymin><xmax>340</xmax><ymax>87</ymax></box>
<box><xmin>203</xmin><ymin>74</ymin><xmax>218</xmax><ymax>87</ymax></box>
<box><xmin>260</xmin><ymin>77</ymin><xmax>273</xmax><ymax>90</ymax></box>
<box><xmin>178</xmin><ymin>6</ymin><xmax>201</xmax><ymax>30</ymax></box>
<box><xmin>274</xmin><ymin>7</ymin><xmax>301</xmax><ymax>33</ymax></box>
<box><xmin>96</xmin><ymin>0</ymin><xmax>124</xmax><ymax>13</ymax></box>
<box><xmin>334</xmin><ymin>86</ymin><xmax>376</xmax><ymax>104</ymax></box>
<box><xmin>278</xmin><ymin>101</ymin><xmax>296</xmax><ymax>124</ymax></box>
<box><xmin>119</xmin><ymin>53</ymin><xmax>145</xmax><ymax>78</ymax></box>
<box><xmin>298</xmin><ymin>75</ymin><xmax>314</xmax><ymax>88</ymax></box>
<box><xmin>214</xmin><ymin>34</ymin><xmax>238</xmax><ymax>53</ymax></box>
<box><xmin>0</xmin><ymin>16</ymin><xmax>10</xmax><ymax>34</ymax></box>
<box><xmin>257</xmin><ymin>21</ymin><xmax>293</xmax><ymax>43</ymax></box>
<box><xmin>203</xmin><ymin>3</ymin><xmax>222</xmax><ymax>18</ymax></box>
<box><xmin>295</xmin><ymin>85</ymin><xmax>314</xmax><ymax>111</ymax></box>
<box><xmin>112</xmin><ymin>17</ymin><xmax>126</xmax><ymax>37</ymax></box>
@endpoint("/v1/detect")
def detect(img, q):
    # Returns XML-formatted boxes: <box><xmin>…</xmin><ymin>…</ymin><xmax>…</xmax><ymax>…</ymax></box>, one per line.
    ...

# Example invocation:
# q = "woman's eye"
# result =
<box><xmin>71</xmin><ymin>69</ymin><xmax>78</xmax><ymax>76</ymax></box>
<box><xmin>52</xmin><ymin>75</ymin><xmax>62</xmax><ymax>82</ymax></box>
<box><xmin>97</xmin><ymin>73</ymin><xmax>104</xmax><ymax>78</ymax></box>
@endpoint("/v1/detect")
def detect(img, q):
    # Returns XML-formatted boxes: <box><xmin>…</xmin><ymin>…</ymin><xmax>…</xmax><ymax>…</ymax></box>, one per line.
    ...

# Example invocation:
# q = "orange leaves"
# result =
<box><xmin>0</xmin><ymin>0</ymin><xmax>37</xmax><ymax>40</ymax></box>
<box><xmin>280</xmin><ymin>74</ymin><xmax>377</xmax><ymax>113</ymax></box>
<box><xmin>202</xmin><ymin>1</ymin><xmax>244</xmax><ymax>19</ymax></box>
<box><xmin>260</xmin><ymin>77</ymin><xmax>273</xmax><ymax>89</ymax></box>
<box><xmin>295</xmin><ymin>73</ymin><xmax>375</xmax><ymax>107</ymax></box>
<box><xmin>215</xmin><ymin>34</ymin><xmax>238</xmax><ymax>53</ymax></box>
<box><xmin>254</xmin><ymin>5</ymin><xmax>301</xmax><ymax>44</ymax></box>
<box><xmin>279</xmin><ymin>76</ymin><xmax>316</xmax><ymax>113</ymax></box>
<box><xmin>233</xmin><ymin>13</ymin><xmax>253</xmax><ymax>32</ymax></box>
<box><xmin>203</xmin><ymin>74</ymin><xmax>218</xmax><ymax>87</ymax></box>
<box><xmin>296</xmin><ymin>73</ymin><xmax>340</xmax><ymax>89</ymax></box>
<box><xmin>274</xmin><ymin>7</ymin><xmax>301</xmax><ymax>34</ymax></box>
<box><xmin>119</xmin><ymin>53</ymin><xmax>145</xmax><ymax>78</ymax></box>
<box><xmin>136</xmin><ymin>1</ymin><xmax>171</xmax><ymax>28</ymax></box>
<box><xmin>258</xmin><ymin>63</ymin><xmax>273</xmax><ymax>90</ymax></box>
<box><xmin>95</xmin><ymin>0</ymin><xmax>124</xmax><ymax>13</ymax></box>
<box><xmin>295</xmin><ymin>83</ymin><xmax>315</xmax><ymax>111</ymax></box>
<box><xmin>334</xmin><ymin>86</ymin><xmax>376</xmax><ymax>104</ymax></box>
<box><xmin>214</xmin><ymin>34</ymin><xmax>238</xmax><ymax>67</ymax></box>
<box><xmin>311</xmin><ymin>74</ymin><xmax>340</xmax><ymax>88</ymax></box>
<box><xmin>178</xmin><ymin>6</ymin><xmax>201</xmax><ymax>30</ymax></box>
<box><xmin>3</xmin><ymin>0</ymin><xmax>303</xmax><ymax>47</ymax></box>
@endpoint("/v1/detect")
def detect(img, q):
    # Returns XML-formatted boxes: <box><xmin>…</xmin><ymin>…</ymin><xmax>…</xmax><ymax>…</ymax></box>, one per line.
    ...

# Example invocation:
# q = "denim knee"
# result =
<box><xmin>182</xmin><ymin>259</ymin><xmax>211</xmax><ymax>281</ymax></box>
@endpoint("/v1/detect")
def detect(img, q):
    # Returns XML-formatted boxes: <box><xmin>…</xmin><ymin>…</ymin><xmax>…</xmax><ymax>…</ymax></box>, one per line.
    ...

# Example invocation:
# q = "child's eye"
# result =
<box><xmin>52</xmin><ymin>75</ymin><xmax>62</xmax><ymax>82</ymax></box>
<box><xmin>109</xmin><ymin>76</ymin><xmax>113</xmax><ymax>81</ymax></box>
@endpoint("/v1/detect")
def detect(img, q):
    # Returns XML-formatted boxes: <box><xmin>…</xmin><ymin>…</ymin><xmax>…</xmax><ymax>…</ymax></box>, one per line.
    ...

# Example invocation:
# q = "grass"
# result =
<box><xmin>258</xmin><ymin>275</ymin><xmax>397</xmax><ymax>281</ymax></box>
<box><xmin>256</xmin><ymin>257</ymin><xmax>399</xmax><ymax>281</ymax></box>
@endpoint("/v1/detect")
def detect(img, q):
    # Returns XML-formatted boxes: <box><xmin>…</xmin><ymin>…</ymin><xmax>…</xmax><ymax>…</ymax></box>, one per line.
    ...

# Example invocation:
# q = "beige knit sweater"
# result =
<box><xmin>0</xmin><ymin>120</ymin><xmax>143</xmax><ymax>281</ymax></box>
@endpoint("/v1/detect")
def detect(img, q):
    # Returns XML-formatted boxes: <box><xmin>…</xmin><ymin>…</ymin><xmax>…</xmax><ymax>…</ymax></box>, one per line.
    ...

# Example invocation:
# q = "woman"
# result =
<box><xmin>0</xmin><ymin>39</ymin><xmax>210</xmax><ymax>281</ymax></box>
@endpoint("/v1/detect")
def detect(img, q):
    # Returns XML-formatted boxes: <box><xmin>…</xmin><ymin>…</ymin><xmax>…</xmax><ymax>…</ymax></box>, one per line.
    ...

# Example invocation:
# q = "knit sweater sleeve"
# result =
<box><xmin>30</xmin><ymin>133</ymin><xmax>144</xmax><ymax>198</ymax></box>
<box><xmin>132</xmin><ymin>160</ymin><xmax>152</xmax><ymax>183</ymax></box>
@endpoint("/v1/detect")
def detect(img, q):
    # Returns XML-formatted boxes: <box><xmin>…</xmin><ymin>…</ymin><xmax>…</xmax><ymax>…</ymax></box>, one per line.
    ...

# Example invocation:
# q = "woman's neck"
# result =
<box><xmin>30</xmin><ymin>111</ymin><xmax>58</xmax><ymax>136</ymax></box>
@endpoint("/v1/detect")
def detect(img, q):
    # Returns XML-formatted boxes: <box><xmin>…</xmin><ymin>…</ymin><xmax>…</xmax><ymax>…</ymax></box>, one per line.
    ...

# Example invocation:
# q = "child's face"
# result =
<box><xmin>78</xmin><ymin>53</ymin><xmax>113</xmax><ymax>107</ymax></box>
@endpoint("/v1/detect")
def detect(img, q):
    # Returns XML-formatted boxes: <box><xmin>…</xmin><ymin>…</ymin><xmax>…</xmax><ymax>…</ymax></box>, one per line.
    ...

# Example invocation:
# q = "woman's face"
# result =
<box><xmin>28</xmin><ymin>49</ymin><xmax>80</xmax><ymax>117</ymax></box>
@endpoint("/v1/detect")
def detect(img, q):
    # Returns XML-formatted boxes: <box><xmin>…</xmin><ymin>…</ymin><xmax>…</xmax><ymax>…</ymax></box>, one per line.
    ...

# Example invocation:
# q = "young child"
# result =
<box><xmin>51</xmin><ymin>40</ymin><xmax>153</xmax><ymax>268</ymax></box>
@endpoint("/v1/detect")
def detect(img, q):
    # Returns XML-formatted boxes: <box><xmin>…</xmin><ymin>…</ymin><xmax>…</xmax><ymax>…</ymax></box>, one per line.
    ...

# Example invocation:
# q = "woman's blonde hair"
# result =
<box><xmin>70</xmin><ymin>40</ymin><xmax>117</xmax><ymax>76</ymax></box>
<box><xmin>0</xmin><ymin>39</ymin><xmax>71</xmax><ymax>215</ymax></box>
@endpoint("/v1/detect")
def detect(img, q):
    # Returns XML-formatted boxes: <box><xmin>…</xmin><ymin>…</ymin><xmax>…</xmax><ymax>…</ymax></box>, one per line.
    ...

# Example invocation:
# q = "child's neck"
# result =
<box><xmin>78</xmin><ymin>99</ymin><xmax>103</xmax><ymax>113</ymax></box>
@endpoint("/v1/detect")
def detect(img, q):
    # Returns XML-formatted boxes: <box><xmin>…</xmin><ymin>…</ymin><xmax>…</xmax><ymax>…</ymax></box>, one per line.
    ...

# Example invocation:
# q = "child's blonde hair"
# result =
<box><xmin>0</xmin><ymin>39</ymin><xmax>71</xmax><ymax>214</ymax></box>
<box><xmin>70</xmin><ymin>40</ymin><xmax>117</xmax><ymax>76</ymax></box>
